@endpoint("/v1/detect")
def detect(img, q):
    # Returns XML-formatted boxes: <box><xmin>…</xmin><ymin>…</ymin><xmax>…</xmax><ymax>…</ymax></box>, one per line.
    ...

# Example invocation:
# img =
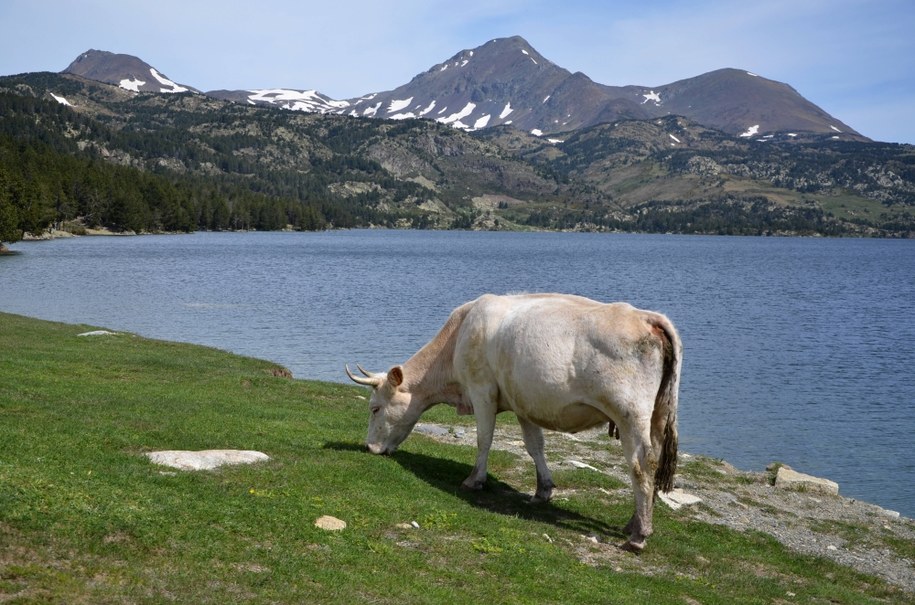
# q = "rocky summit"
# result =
<box><xmin>63</xmin><ymin>49</ymin><xmax>195</xmax><ymax>94</ymax></box>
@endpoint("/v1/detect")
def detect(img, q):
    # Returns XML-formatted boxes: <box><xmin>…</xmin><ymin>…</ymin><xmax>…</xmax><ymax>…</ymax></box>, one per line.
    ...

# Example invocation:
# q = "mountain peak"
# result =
<box><xmin>60</xmin><ymin>39</ymin><xmax>866</xmax><ymax>141</ymax></box>
<box><xmin>62</xmin><ymin>49</ymin><xmax>194</xmax><ymax>94</ymax></box>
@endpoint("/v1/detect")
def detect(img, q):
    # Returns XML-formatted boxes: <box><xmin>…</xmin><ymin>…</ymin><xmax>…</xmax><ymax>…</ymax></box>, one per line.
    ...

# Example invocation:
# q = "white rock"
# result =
<box><xmin>567</xmin><ymin>460</ymin><xmax>601</xmax><ymax>472</ymax></box>
<box><xmin>315</xmin><ymin>515</ymin><xmax>347</xmax><ymax>531</ymax></box>
<box><xmin>146</xmin><ymin>449</ymin><xmax>269</xmax><ymax>471</ymax></box>
<box><xmin>77</xmin><ymin>330</ymin><xmax>118</xmax><ymax>337</ymax></box>
<box><xmin>774</xmin><ymin>466</ymin><xmax>839</xmax><ymax>495</ymax></box>
<box><xmin>658</xmin><ymin>489</ymin><xmax>703</xmax><ymax>510</ymax></box>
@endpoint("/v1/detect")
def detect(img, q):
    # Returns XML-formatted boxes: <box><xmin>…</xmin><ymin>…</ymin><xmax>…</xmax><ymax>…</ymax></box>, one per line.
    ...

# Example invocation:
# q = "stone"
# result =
<box><xmin>77</xmin><ymin>330</ymin><xmax>118</xmax><ymax>337</ymax></box>
<box><xmin>566</xmin><ymin>459</ymin><xmax>601</xmax><ymax>472</ymax></box>
<box><xmin>415</xmin><ymin>423</ymin><xmax>450</xmax><ymax>437</ymax></box>
<box><xmin>315</xmin><ymin>515</ymin><xmax>347</xmax><ymax>531</ymax></box>
<box><xmin>146</xmin><ymin>449</ymin><xmax>269</xmax><ymax>471</ymax></box>
<box><xmin>774</xmin><ymin>466</ymin><xmax>839</xmax><ymax>495</ymax></box>
<box><xmin>658</xmin><ymin>488</ymin><xmax>703</xmax><ymax>510</ymax></box>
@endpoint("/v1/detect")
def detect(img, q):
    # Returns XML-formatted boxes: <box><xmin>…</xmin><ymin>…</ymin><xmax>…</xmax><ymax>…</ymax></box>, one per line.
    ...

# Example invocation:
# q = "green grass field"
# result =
<box><xmin>0</xmin><ymin>312</ymin><xmax>909</xmax><ymax>603</ymax></box>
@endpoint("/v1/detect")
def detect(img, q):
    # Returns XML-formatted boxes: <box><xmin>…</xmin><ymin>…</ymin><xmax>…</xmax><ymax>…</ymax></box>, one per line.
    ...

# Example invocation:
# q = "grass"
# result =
<box><xmin>0</xmin><ymin>312</ymin><xmax>911</xmax><ymax>604</ymax></box>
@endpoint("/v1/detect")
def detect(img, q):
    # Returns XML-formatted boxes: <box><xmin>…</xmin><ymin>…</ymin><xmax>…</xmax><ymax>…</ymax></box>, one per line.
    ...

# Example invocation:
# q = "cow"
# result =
<box><xmin>346</xmin><ymin>293</ymin><xmax>682</xmax><ymax>552</ymax></box>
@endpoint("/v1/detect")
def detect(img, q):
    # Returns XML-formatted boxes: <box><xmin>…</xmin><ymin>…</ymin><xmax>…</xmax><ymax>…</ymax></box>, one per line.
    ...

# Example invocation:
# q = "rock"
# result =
<box><xmin>415</xmin><ymin>423</ymin><xmax>450</xmax><ymax>437</ymax></box>
<box><xmin>315</xmin><ymin>515</ymin><xmax>347</xmax><ymax>531</ymax></box>
<box><xmin>774</xmin><ymin>466</ymin><xmax>839</xmax><ymax>495</ymax></box>
<box><xmin>658</xmin><ymin>489</ymin><xmax>703</xmax><ymax>510</ymax></box>
<box><xmin>77</xmin><ymin>330</ymin><xmax>118</xmax><ymax>337</ymax></box>
<box><xmin>146</xmin><ymin>449</ymin><xmax>270</xmax><ymax>471</ymax></box>
<box><xmin>566</xmin><ymin>460</ymin><xmax>601</xmax><ymax>472</ymax></box>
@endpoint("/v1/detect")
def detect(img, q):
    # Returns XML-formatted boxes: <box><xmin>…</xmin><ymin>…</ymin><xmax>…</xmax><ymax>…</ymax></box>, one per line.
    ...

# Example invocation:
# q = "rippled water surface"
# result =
<box><xmin>2</xmin><ymin>230</ymin><xmax>913</xmax><ymax>516</ymax></box>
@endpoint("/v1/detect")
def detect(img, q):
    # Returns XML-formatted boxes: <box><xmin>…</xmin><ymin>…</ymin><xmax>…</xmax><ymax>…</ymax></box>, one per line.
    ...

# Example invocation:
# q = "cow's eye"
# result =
<box><xmin>371</xmin><ymin>406</ymin><xmax>381</xmax><ymax>416</ymax></box>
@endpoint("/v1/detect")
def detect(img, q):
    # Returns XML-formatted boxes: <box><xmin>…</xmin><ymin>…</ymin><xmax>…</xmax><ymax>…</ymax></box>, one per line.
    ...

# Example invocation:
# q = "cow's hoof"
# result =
<box><xmin>460</xmin><ymin>479</ymin><xmax>485</xmax><ymax>492</ymax></box>
<box><xmin>621</xmin><ymin>540</ymin><xmax>645</xmax><ymax>554</ymax></box>
<box><xmin>530</xmin><ymin>489</ymin><xmax>553</xmax><ymax>504</ymax></box>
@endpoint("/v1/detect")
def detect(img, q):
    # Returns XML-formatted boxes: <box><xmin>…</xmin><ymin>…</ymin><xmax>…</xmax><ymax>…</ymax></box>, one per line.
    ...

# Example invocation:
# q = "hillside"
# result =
<box><xmin>1</xmin><ymin>71</ymin><xmax>914</xmax><ymax>243</ymax></box>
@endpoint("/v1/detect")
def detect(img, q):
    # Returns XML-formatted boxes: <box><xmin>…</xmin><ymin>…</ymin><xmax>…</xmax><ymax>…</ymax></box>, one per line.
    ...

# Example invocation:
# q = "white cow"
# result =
<box><xmin>347</xmin><ymin>293</ymin><xmax>682</xmax><ymax>551</ymax></box>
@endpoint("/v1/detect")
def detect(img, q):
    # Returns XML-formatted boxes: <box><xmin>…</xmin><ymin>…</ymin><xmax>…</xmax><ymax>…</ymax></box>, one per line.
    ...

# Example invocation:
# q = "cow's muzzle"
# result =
<box><xmin>367</xmin><ymin>443</ymin><xmax>390</xmax><ymax>455</ymax></box>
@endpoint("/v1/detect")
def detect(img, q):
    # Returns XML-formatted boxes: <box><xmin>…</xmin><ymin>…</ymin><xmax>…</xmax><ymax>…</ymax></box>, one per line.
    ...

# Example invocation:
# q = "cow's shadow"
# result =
<box><xmin>323</xmin><ymin>441</ymin><xmax>626</xmax><ymax>541</ymax></box>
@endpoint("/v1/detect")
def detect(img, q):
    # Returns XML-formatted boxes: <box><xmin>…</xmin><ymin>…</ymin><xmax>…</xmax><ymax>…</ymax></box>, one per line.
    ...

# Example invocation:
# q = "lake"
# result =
<box><xmin>2</xmin><ymin>230</ymin><xmax>913</xmax><ymax>517</ymax></box>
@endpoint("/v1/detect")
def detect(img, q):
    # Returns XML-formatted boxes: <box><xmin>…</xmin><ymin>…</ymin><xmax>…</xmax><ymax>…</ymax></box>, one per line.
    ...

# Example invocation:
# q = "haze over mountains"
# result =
<box><xmin>62</xmin><ymin>36</ymin><xmax>865</xmax><ymax>143</ymax></box>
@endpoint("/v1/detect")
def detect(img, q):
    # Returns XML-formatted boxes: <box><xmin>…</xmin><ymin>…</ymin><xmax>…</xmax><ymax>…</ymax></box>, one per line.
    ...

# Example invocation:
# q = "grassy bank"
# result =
<box><xmin>0</xmin><ymin>312</ymin><xmax>909</xmax><ymax>603</ymax></box>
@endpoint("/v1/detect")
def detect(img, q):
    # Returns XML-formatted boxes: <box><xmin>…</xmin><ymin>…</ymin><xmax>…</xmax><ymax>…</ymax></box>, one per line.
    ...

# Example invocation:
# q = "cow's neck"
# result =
<box><xmin>402</xmin><ymin>354</ymin><xmax>462</xmax><ymax>410</ymax></box>
<box><xmin>401</xmin><ymin>307</ymin><xmax>467</xmax><ymax>411</ymax></box>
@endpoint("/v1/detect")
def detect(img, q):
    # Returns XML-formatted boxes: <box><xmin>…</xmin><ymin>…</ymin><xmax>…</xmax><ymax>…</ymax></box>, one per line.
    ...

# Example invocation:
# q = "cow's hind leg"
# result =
<box><xmin>518</xmin><ymin>417</ymin><xmax>554</xmax><ymax>503</ymax></box>
<box><xmin>619</xmin><ymin>420</ymin><xmax>657</xmax><ymax>552</ymax></box>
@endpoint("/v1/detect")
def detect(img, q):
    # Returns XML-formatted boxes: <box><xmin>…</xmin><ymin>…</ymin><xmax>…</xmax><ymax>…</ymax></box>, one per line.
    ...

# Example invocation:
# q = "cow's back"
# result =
<box><xmin>453</xmin><ymin>294</ymin><xmax>664</xmax><ymax>432</ymax></box>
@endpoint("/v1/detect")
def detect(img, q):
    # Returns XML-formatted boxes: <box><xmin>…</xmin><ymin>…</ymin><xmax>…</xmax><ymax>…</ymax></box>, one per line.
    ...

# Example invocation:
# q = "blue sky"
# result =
<box><xmin>1</xmin><ymin>0</ymin><xmax>913</xmax><ymax>144</ymax></box>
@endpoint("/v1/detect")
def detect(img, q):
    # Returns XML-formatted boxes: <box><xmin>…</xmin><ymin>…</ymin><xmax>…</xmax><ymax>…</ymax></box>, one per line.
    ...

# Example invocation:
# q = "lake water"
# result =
<box><xmin>2</xmin><ymin>230</ymin><xmax>914</xmax><ymax>517</ymax></box>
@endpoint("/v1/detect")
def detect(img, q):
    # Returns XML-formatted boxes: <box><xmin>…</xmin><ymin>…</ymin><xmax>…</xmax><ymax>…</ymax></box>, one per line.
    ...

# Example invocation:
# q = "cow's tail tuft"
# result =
<box><xmin>651</xmin><ymin>314</ymin><xmax>682</xmax><ymax>494</ymax></box>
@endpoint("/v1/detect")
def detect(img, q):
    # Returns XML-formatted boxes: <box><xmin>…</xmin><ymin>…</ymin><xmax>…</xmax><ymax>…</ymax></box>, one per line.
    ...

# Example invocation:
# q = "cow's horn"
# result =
<box><xmin>346</xmin><ymin>364</ymin><xmax>381</xmax><ymax>387</ymax></box>
<box><xmin>356</xmin><ymin>364</ymin><xmax>373</xmax><ymax>377</ymax></box>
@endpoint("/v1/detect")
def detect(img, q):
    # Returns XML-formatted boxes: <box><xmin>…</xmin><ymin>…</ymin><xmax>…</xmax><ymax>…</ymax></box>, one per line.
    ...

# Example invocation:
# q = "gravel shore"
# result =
<box><xmin>413</xmin><ymin>421</ymin><xmax>915</xmax><ymax>593</ymax></box>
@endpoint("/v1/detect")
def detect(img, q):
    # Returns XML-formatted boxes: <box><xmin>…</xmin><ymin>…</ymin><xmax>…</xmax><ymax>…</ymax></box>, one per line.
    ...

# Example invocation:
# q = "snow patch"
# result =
<box><xmin>669</xmin><ymin>134</ymin><xmax>681</xmax><ymax>143</ymax></box>
<box><xmin>437</xmin><ymin>102</ymin><xmax>476</xmax><ymax>125</ymax></box>
<box><xmin>547</xmin><ymin>138</ymin><xmax>564</xmax><ymax>144</ymax></box>
<box><xmin>387</xmin><ymin>97</ymin><xmax>414</xmax><ymax>113</ymax></box>
<box><xmin>389</xmin><ymin>112</ymin><xmax>417</xmax><ymax>120</ymax></box>
<box><xmin>499</xmin><ymin>102</ymin><xmax>513</xmax><ymax>119</ymax></box>
<box><xmin>543</xmin><ymin>95</ymin><xmax>550</xmax><ymax>104</ymax></box>
<box><xmin>418</xmin><ymin>100</ymin><xmax>437</xmax><ymax>116</ymax></box>
<box><xmin>440</xmin><ymin>63</ymin><xmax>448</xmax><ymax>72</ymax></box>
<box><xmin>149</xmin><ymin>68</ymin><xmax>188</xmax><ymax>94</ymax></box>
<box><xmin>642</xmin><ymin>90</ymin><xmax>661</xmax><ymax>105</ymax></box>
<box><xmin>247</xmin><ymin>89</ymin><xmax>349</xmax><ymax>113</ymax></box>
<box><xmin>119</xmin><ymin>78</ymin><xmax>145</xmax><ymax>92</ymax></box>
<box><xmin>473</xmin><ymin>114</ymin><xmax>491</xmax><ymax>129</ymax></box>
<box><xmin>739</xmin><ymin>124</ymin><xmax>760</xmax><ymax>138</ymax></box>
<box><xmin>747</xmin><ymin>71</ymin><xmax>759</xmax><ymax>77</ymax></box>
<box><xmin>363</xmin><ymin>102</ymin><xmax>382</xmax><ymax>117</ymax></box>
<box><xmin>531</xmin><ymin>129</ymin><xmax>543</xmax><ymax>137</ymax></box>
<box><xmin>50</xmin><ymin>93</ymin><xmax>72</xmax><ymax>107</ymax></box>
<box><xmin>830</xmin><ymin>125</ymin><xmax>842</xmax><ymax>133</ymax></box>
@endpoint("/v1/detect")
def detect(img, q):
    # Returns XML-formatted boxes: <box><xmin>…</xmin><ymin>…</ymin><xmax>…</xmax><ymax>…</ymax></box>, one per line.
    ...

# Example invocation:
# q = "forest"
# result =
<box><xmin>2</xmin><ymin>78</ymin><xmax>914</xmax><ymax>246</ymax></box>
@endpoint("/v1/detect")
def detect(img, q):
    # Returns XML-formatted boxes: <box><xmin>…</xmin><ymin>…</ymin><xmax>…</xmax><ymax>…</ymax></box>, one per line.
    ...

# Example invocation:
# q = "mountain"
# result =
<box><xmin>1</xmin><ymin>43</ymin><xmax>912</xmax><ymax>242</ymax></box>
<box><xmin>205</xmin><ymin>35</ymin><xmax>865</xmax><ymax>142</ymax></box>
<box><xmin>62</xmin><ymin>49</ymin><xmax>196</xmax><ymax>94</ymax></box>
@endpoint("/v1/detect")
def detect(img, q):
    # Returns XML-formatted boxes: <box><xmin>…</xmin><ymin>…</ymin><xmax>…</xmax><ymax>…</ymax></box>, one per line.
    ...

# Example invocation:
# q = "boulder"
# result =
<box><xmin>146</xmin><ymin>449</ymin><xmax>269</xmax><ymax>471</ymax></box>
<box><xmin>658</xmin><ymin>488</ymin><xmax>703</xmax><ymax>510</ymax></box>
<box><xmin>774</xmin><ymin>465</ymin><xmax>839</xmax><ymax>495</ymax></box>
<box><xmin>315</xmin><ymin>515</ymin><xmax>347</xmax><ymax>531</ymax></box>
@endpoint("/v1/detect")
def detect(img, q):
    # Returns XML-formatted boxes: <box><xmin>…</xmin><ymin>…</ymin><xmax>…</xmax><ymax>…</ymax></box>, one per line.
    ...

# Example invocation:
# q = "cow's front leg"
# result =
<box><xmin>461</xmin><ymin>390</ymin><xmax>497</xmax><ymax>492</ymax></box>
<box><xmin>518</xmin><ymin>417</ymin><xmax>554</xmax><ymax>502</ymax></box>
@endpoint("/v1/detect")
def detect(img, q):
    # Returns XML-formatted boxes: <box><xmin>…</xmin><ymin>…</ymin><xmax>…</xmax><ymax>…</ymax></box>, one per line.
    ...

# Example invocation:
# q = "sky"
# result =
<box><xmin>1</xmin><ymin>0</ymin><xmax>913</xmax><ymax>144</ymax></box>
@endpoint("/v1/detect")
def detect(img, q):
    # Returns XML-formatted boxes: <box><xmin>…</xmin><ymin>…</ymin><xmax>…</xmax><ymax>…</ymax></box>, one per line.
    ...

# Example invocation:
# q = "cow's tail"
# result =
<box><xmin>650</xmin><ymin>314</ymin><xmax>682</xmax><ymax>494</ymax></box>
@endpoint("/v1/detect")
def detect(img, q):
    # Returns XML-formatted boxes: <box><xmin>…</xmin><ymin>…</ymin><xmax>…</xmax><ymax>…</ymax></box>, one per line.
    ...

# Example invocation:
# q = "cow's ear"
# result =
<box><xmin>388</xmin><ymin>366</ymin><xmax>404</xmax><ymax>387</ymax></box>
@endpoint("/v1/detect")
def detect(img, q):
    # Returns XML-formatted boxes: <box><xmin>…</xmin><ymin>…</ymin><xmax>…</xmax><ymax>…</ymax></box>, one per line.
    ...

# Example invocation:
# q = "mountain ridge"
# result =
<box><xmin>57</xmin><ymin>36</ymin><xmax>866</xmax><ymax>142</ymax></box>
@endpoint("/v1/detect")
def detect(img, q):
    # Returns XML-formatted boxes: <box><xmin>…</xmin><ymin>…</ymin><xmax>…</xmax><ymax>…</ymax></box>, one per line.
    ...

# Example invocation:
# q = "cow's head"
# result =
<box><xmin>346</xmin><ymin>364</ymin><xmax>419</xmax><ymax>455</ymax></box>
